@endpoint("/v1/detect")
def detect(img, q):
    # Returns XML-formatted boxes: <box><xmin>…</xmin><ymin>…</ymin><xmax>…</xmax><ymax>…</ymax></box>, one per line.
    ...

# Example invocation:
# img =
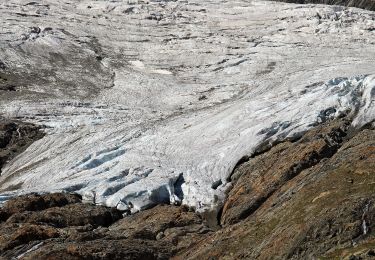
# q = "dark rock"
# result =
<box><xmin>0</xmin><ymin>194</ymin><xmax>210</xmax><ymax>259</ymax></box>
<box><xmin>1</xmin><ymin>193</ymin><xmax>81</xmax><ymax>218</ymax></box>
<box><xmin>30</xmin><ymin>27</ymin><xmax>41</xmax><ymax>34</ymax></box>
<box><xmin>23</xmin><ymin>239</ymin><xmax>173</xmax><ymax>260</ymax></box>
<box><xmin>0</xmin><ymin>119</ymin><xmax>44</xmax><ymax>176</ymax></box>
<box><xmin>7</xmin><ymin>203</ymin><xmax>122</xmax><ymax>228</ymax></box>
<box><xmin>0</xmin><ymin>85</ymin><xmax>16</xmax><ymax>91</ymax></box>
<box><xmin>0</xmin><ymin>223</ymin><xmax>59</xmax><ymax>251</ymax></box>
<box><xmin>0</xmin><ymin>61</ymin><xmax>6</xmax><ymax>70</ymax></box>
<box><xmin>198</xmin><ymin>95</ymin><xmax>207</xmax><ymax>101</ymax></box>
<box><xmin>109</xmin><ymin>204</ymin><xmax>209</xmax><ymax>246</ymax></box>
<box><xmin>270</xmin><ymin>0</ymin><xmax>375</xmax><ymax>11</ymax></box>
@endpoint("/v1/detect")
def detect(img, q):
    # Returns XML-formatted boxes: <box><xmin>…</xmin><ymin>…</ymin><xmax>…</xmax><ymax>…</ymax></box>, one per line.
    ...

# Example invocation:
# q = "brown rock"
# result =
<box><xmin>6</xmin><ymin>203</ymin><xmax>122</xmax><ymax>228</ymax></box>
<box><xmin>0</xmin><ymin>193</ymin><xmax>82</xmax><ymax>222</ymax></box>
<box><xmin>109</xmin><ymin>204</ymin><xmax>211</xmax><ymax>251</ymax></box>
<box><xmin>0</xmin><ymin>223</ymin><xmax>59</xmax><ymax>251</ymax></box>
<box><xmin>176</xmin><ymin>124</ymin><xmax>375</xmax><ymax>259</ymax></box>
<box><xmin>23</xmin><ymin>239</ymin><xmax>173</xmax><ymax>260</ymax></box>
<box><xmin>110</xmin><ymin>205</ymin><xmax>203</xmax><ymax>238</ymax></box>
<box><xmin>0</xmin><ymin>194</ymin><xmax>210</xmax><ymax>259</ymax></box>
<box><xmin>221</xmin><ymin>119</ymin><xmax>349</xmax><ymax>225</ymax></box>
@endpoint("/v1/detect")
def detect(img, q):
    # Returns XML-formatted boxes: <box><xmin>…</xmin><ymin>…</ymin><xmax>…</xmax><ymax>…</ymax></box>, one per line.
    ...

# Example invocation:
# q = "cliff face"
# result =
<box><xmin>272</xmin><ymin>0</ymin><xmax>375</xmax><ymax>11</ymax></box>
<box><xmin>0</xmin><ymin>119</ymin><xmax>374</xmax><ymax>260</ymax></box>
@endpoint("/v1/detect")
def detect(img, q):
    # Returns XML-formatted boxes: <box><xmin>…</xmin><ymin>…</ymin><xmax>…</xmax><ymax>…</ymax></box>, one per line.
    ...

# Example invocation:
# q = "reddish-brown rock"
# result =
<box><xmin>0</xmin><ymin>195</ymin><xmax>210</xmax><ymax>259</ymax></box>
<box><xmin>1</xmin><ymin>193</ymin><xmax>81</xmax><ymax>219</ymax></box>
<box><xmin>0</xmin><ymin>223</ymin><xmax>59</xmax><ymax>252</ymax></box>
<box><xmin>221</xmin><ymin>119</ymin><xmax>349</xmax><ymax>225</ymax></box>
<box><xmin>176</xmin><ymin>124</ymin><xmax>375</xmax><ymax>259</ymax></box>
<box><xmin>6</xmin><ymin>203</ymin><xmax>122</xmax><ymax>228</ymax></box>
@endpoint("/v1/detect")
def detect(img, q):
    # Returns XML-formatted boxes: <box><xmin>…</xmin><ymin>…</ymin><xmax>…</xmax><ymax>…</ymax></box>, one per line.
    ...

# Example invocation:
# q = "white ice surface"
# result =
<box><xmin>0</xmin><ymin>0</ymin><xmax>374</xmax><ymax>212</ymax></box>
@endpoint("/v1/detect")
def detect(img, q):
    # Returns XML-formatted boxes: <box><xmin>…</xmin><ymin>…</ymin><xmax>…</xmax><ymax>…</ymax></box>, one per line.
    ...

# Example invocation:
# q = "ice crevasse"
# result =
<box><xmin>0</xmin><ymin>75</ymin><xmax>374</xmax><ymax>213</ymax></box>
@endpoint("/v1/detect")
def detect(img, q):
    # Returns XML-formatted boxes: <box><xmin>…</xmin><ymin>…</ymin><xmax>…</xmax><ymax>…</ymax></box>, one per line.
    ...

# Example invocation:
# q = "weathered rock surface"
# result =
<box><xmin>0</xmin><ymin>120</ymin><xmax>43</xmax><ymax>176</ymax></box>
<box><xmin>221</xmin><ymin>118</ymin><xmax>350</xmax><ymax>225</ymax></box>
<box><xmin>0</xmin><ymin>193</ymin><xmax>211</xmax><ymax>259</ymax></box>
<box><xmin>176</xmin><ymin>120</ymin><xmax>375</xmax><ymax>259</ymax></box>
<box><xmin>6</xmin><ymin>203</ymin><xmax>122</xmax><ymax>228</ymax></box>
<box><xmin>0</xmin><ymin>193</ymin><xmax>81</xmax><ymax>222</ymax></box>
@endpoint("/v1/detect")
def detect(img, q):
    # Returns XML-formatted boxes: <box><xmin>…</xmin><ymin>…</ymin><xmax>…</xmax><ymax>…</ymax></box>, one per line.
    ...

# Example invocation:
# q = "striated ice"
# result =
<box><xmin>0</xmin><ymin>0</ymin><xmax>374</xmax><ymax>212</ymax></box>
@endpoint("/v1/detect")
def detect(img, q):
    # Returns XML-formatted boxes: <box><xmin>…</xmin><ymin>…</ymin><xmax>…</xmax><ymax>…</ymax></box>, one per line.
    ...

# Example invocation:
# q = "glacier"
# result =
<box><xmin>0</xmin><ymin>0</ymin><xmax>374</xmax><ymax>213</ymax></box>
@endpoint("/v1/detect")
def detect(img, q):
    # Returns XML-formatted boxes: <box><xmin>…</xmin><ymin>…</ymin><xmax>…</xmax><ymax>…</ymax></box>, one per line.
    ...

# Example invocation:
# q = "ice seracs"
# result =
<box><xmin>0</xmin><ymin>0</ymin><xmax>374</xmax><ymax>212</ymax></box>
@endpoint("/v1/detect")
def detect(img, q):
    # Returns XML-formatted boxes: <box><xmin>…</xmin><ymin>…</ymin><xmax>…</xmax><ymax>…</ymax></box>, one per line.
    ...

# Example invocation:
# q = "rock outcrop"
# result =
<box><xmin>221</xmin><ymin>118</ymin><xmax>350</xmax><ymax>225</ymax></box>
<box><xmin>0</xmin><ymin>120</ymin><xmax>43</xmax><ymax>176</ymax></box>
<box><xmin>0</xmin><ymin>193</ymin><xmax>211</xmax><ymax>260</ymax></box>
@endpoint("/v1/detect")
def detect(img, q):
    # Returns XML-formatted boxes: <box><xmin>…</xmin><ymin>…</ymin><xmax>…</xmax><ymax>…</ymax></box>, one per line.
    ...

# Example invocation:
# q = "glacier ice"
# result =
<box><xmin>0</xmin><ymin>0</ymin><xmax>374</xmax><ymax>212</ymax></box>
